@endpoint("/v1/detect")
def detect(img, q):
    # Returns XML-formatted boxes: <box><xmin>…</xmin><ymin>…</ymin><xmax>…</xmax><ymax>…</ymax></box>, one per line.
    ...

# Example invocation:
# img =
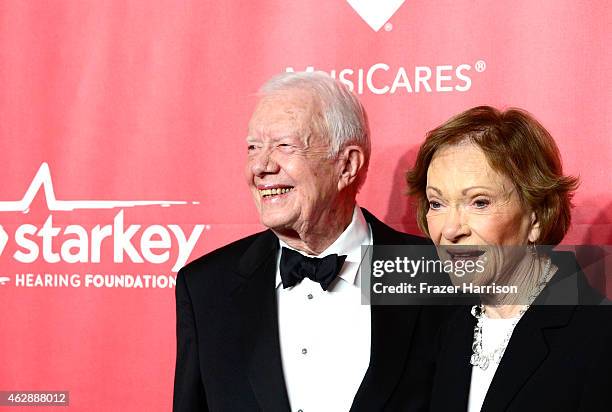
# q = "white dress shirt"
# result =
<box><xmin>275</xmin><ymin>206</ymin><xmax>373</xmax><ymax>412</ymax></box>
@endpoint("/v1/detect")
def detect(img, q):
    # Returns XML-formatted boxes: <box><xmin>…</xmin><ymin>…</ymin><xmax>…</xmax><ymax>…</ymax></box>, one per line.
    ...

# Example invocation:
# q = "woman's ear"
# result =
<box><xmin>527</xmin><ymin>211</ymin><xmax>541</xmax><ymax>243</ymax></box>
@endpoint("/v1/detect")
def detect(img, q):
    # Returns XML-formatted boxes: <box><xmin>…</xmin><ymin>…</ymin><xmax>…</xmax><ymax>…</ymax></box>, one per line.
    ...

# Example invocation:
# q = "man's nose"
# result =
<box><xmin>441</xmin><ymin>206</ymin><xmax>471</xmax><ymax>243</ymax></box>
<box><xmin>250</xmin><ymin>149</ymin><xmax>280</xmax><ymax>176</ymax></box>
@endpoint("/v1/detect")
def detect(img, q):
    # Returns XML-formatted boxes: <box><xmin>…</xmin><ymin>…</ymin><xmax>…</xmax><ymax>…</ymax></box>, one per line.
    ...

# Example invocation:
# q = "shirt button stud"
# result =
<box><xmin>307</xmin><ymin>293</ymin><xmax>313</xmax><ymax>300</ymax></box>
<box><xmin>301</xmin><ymin>348</ymin><xmax>308</xmax><ymax>355</ymax></box>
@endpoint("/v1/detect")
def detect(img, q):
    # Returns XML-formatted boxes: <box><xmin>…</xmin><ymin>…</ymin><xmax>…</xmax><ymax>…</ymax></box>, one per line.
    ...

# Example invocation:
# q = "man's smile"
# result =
<box><xmin>257</xmin><ymin>185</ymin><xmax>295</xmax><ymax>199</ymax></box>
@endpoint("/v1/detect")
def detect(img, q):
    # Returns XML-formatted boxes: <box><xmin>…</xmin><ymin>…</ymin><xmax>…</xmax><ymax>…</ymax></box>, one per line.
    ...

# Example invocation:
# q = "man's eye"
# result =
<box><xmin>276</xmin><ymin>143</ymin><xmax>296</xmax><ymax>152</ymax></box>
<box><xmin>247</xmin><ymin>144</ymin><xmax>256</xmax><ymax>152</ymax></box>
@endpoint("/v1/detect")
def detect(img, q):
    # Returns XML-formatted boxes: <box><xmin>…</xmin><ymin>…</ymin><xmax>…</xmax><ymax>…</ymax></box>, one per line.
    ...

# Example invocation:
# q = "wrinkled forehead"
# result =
<box><xmin>248</xmin><ymin>89</ymin><xmax>321</xmax><ymax>135</ymax></box>
<box><xmin>430</xmin><ymin>140</ymin><xmax>487</xmax><ymax>170</ymax></box>
<box><xmin>427</xmin><ymin>141</ymin><xmax>515</xmax><ymax>194</ymax></box>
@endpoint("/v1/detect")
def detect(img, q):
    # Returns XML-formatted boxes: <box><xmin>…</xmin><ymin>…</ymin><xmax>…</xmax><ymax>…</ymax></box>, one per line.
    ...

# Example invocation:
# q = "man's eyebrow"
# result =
<box><xmin>247</xmin><ymin>134</ymin><xmax>301</xmax><ymax>143</ymax></box>
<box><xmin>273</xmin><ymin>133</ymin><xmax>302</xmax><ymax>140</ymax></box>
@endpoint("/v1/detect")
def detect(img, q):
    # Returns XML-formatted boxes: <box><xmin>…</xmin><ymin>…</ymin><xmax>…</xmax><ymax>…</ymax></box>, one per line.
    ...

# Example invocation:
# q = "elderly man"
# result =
<box><xmin>173</xmin><ymin>72</ymin><xmax>445</xmax><ymax>411</ymax></box>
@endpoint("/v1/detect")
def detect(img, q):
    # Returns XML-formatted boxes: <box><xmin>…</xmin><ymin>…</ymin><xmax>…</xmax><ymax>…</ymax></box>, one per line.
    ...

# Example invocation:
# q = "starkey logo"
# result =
<box><xmin>0</xmin><ymin>163</ymin><xmax>205</xmax><ymax>273</ymax></box>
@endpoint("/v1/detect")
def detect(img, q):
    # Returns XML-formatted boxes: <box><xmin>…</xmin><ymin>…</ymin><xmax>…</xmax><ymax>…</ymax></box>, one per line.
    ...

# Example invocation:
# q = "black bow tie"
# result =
<box><xmin>279</xmin><ymin>247</ymin><xmax>347</xmax><ymax>291</ymax></box>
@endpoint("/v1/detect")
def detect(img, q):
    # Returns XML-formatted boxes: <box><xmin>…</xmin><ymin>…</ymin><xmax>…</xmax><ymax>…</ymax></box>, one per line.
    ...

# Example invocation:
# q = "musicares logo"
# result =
<box><xmin>0</xmin><ymin>226</ymin><xmax>8</xmax><ymax>257</ymax></box>
<box><xmin>0</xmin><ymin>163</ymin><xmax>205</xmax><ymax>273</ymax></box>
<box><xmin>347</xmin><ymin>0</ymin><xmax>406</xmax><ymax>31</ymax></box>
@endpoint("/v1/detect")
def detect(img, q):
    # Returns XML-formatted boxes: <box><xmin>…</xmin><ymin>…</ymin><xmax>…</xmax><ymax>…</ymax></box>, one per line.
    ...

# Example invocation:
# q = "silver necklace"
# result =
<box><xmin>470</xmin><ymin>257</ymin><xmax>552</xmax><ymax>370</ymax></box>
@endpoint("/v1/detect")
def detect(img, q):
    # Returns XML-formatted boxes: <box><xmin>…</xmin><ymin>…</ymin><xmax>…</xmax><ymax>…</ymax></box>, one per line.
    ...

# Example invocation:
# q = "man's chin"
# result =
<box><xmin>259</xmin><ymin>215</ymin><xmax>297</xmax><ymax>233</ymax></box>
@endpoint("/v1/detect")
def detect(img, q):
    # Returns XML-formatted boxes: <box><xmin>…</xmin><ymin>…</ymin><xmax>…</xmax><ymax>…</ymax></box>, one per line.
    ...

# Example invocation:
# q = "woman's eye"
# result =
<box><xmin>473</xmin><ymin>199</ymin><xmax>490</xmax><ymax>209</ymax></box>
<box><xmin>428</xmin><ymin>201</ymin><xmax>442</xmax><ymax>210</ymax></box>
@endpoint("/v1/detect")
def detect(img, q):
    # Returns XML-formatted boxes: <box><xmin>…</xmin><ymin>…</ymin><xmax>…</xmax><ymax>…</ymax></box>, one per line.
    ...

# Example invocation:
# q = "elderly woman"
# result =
<box><xmin>406</xmin><ymin>106</ymin><xmax>612</xmax><ymax>411</ymax></box>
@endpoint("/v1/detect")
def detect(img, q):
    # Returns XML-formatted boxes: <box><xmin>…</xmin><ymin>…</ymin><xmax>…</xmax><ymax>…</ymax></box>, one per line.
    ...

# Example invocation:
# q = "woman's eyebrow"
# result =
<box><xmin>461</xmin><ymin>185</ymin><xmax>495</xmax><ymax>195</ymax></box>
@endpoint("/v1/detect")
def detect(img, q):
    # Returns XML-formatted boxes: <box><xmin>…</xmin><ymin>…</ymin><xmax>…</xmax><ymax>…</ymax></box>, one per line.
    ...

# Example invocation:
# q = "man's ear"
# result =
<box><xmin>337</xmin><ymin>145</ymin><xmax>365</xmax><ymax>191</ymax></box>
<box><xmin>527</xmin><ymin>211</ymin><xmax>541</xmax><ymax>243</ymax></box>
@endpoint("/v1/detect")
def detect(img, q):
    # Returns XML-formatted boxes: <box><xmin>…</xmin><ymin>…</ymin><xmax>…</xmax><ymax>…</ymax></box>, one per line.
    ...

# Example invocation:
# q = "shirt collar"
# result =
<box><xmin>275</xmin><ymin>205</ymin><xmax>371</xmax><ymax>287</ymax></box>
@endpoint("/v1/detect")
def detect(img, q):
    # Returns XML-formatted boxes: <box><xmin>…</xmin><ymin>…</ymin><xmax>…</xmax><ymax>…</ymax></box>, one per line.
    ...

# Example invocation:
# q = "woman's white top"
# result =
<box><xmin>467</xmin><ymin>315</ymin><xmax>521</xmax><ymax>412</ymax></box>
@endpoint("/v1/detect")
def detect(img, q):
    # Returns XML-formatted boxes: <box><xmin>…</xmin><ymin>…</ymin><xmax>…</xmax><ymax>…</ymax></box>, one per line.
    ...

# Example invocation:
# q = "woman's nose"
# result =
<box><xmin>441</xmin><ymin>207</ymin><xmax>471</xmax><ymax>243</ymax></box>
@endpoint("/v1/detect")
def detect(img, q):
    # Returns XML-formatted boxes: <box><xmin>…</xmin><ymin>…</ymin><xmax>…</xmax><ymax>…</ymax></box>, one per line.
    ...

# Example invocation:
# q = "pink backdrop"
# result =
<box><xmin>1</xmin><ymin>1</ymin><xmax>610</xmax><ymax>410</ymax></box>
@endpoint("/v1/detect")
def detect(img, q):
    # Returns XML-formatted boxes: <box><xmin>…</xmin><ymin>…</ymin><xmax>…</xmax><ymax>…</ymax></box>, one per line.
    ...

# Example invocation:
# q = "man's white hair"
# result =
<box><xmin>258</xmin><ymin>71</ymin><xmax>371</xmax><ymax>189</ymax></box>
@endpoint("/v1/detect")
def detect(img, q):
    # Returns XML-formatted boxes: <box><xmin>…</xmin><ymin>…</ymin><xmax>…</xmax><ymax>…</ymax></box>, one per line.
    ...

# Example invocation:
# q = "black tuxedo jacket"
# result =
<box><xmin>173</xmin><ymin>208</ymin><xmax>453</xmax><ymax>411</ymax></box>
<box><xmin>429</xmin><ymin>251</ymin><xmax>612</xmax><ymax>412</ymax></box>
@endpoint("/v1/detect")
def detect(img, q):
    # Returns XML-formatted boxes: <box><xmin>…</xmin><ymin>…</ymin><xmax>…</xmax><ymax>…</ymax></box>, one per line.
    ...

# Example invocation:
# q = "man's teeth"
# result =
<box><xmin>260</xmin><ymin>187</ymin><xmax>294</xmax><ymax>197</ymax></box>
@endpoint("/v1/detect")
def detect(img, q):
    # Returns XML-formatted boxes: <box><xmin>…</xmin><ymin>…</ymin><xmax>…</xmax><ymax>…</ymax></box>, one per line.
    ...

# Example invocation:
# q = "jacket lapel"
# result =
<box><xmin>432</xmin><ymin>309</ymin><xmax>475</xmax><ymax>411</ymax></box>
<box><xmin>481</xmin><ymin>253</ymin><xmax>582</xmax><ymax>410</ymax></box>
<box><xmin>350</xmin><ymin>208</ymin><xmax>422</xmax><ymax>411</ymax></box>
<box><xmin>350</xmin><ymin>306</ymin><xmax>420</xmax><ymax>411</ymax></box>
<box><xmin>233</xmin><ymin>230</ymin><xmax>291</xmax><ymax>412</ymax></box>
<box><xmin>481</xmin><ymin>306</ymin><xmax>574</xmax><ymax>411</ymax></box>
